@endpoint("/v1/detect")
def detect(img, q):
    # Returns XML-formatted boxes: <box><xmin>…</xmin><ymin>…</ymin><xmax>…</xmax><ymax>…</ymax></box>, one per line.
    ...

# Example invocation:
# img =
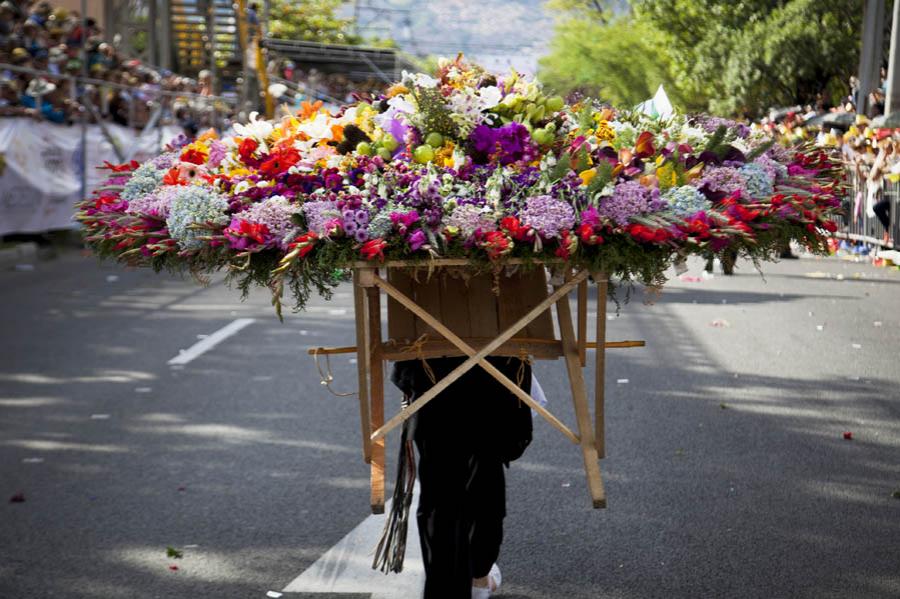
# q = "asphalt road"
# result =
<box><xmin>1</xmin><ymin>248</ymin><xmax>899</xmax><ymax>599</ymax></box>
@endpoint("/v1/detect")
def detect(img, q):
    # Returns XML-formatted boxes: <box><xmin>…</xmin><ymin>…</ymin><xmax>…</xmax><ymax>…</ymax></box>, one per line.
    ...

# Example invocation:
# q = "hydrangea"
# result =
<box><xmin>239</xmin><ymin>195</ymin><xmax>303</xmax><ymax>247</ymax></box>
<box><xmin>753</xmin><ymin>154</ymin><xmax>788</xmax><ymax>182</ymax></box>
<box><xmin>302</xmin><ymin>200</ymin><xmax>341</xmax><ymax>235</ymax></box>
<box><xmin>367</xmin><ymin>210</ymin><xmax>394</xmax><ymax>239</ymax></box>
<box><xmin>445</xmin><ymin>203</ymin><xmax>495</xmax><ymax>238</ymax></box>
<box><xmin>121</xmin><ymin>162</ymin><xmax>164</xmax><ymax>202</ymax></box>
<box><xmin>662</xmin><ymin>186</ymin><xmax>712</xmax><ymax>216</ymax></box>
<box><xmin>166</xmin><ymin>186</ymin><xmax>229</xmax><ymax>249</ymax></box>
<box><xmin>150</xmin><ymin>152</ymin><xmax>178</xmax><ymax>170</ymax></box>
<box><xmin>698</xmin><ymin>166</ymin><xmax>747</xmax><ymax>196</ymax></box>
<box><xmin>739</xmin><ymin>163</ymin><xmax>775</xmax><ymax>200</ymax></box>
<box><xmin>695</xmin><ymin>115</ymin><xmax>750</xmax><ymax>139</ymax></box>
<box><xmin>519</xmin><ymin>195</ymin><xmax>575</xmax><ymax>238</ymax></box>
<box><xmin>125</xmin><ymin>185</ymin><xmax>182</xmax><ymax>219</ymax></box>
<box><xmin>598</xmin><ymin>181</ymin><xmax>657</xmax><ymax>226</ymax></box>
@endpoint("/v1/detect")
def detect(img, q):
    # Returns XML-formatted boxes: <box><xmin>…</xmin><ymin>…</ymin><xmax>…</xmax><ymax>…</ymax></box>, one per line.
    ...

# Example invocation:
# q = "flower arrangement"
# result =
<box><xmin>76</xmin><ymin>57</ymin><xmax>842</xmax><ymax>317</ymax></box>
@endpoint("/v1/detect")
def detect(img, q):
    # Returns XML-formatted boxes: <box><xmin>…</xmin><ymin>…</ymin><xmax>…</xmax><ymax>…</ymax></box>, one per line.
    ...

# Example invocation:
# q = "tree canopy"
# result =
<box><xmin>540</xmin><ymin>0</ymin><xmax>864</xmax><ymax>117</ymax></box>
<box><xmin>268</xmin><ymin>0</ymin><xmax>360</xmax><ymax>44</ymax></box>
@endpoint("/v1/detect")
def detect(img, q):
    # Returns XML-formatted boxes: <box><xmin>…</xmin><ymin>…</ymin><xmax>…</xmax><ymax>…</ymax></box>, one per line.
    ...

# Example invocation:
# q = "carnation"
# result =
<box><xmin>166</xmin><ymin>186</ymin><xmax>229</xmax><ymax>249</ymax></box>
<box><xmin>598</xmin><ymin>181</ymin><xmax>656</xmax><ymax>226</ymax></box>
<box><xmin>519</xmin><ymin>195</ymin><xmax>575</xmax><ymax>238</ymax></box>
<box><xmin>662</xmin><ymin>186</ymin><xmax>712</xmax><ymax>216</ymax></box>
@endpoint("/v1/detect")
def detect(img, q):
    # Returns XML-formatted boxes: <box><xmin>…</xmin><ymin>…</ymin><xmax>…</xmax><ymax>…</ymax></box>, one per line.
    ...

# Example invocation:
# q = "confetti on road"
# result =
<box><xmin>816</xmin><ymin>325</ymin><xmax>824</xmax><ymax>331</ymax></box>
<box><xmin>22</xmin><ymin>457</ymin><xmax>44</xmax><ymax>464</ymax></box>
<box><xmin>135</xmin><ymin>387</ymin><xmax>152</xmax><ymax>393</ymax></box>
<box><xmin>843</xmin><ymin>432</ymin><xmax>853</xmax><ymax>440</ymax></box>
<box><xmin>719</xmin><ymin>403</ymin><xmax>729</xmax><ymax>410</ymax></box>
<box><xmin>299</xmin><ymin>330</ymin><xmax>309</xmax><ymax>336</ymax></box>
<box><xmin>166</xmin><ymin>547</ymin><xmax>184</xmax><ymax>559</ymax></box>
<box><xmin>851</xmin><ymin>343</ymin><xmax>862</xmax><ymax>349</ymax></box>
<box><xmin>9</xmin><ymin>491</ymin><xmax>25</xmax><ymax>503</ymax></box>
<box><xmin>561</xmin><ymin>482</ymin><xmax>571</xmax><ymax>488</ymax></box>
<box><xmin>874</xmin><ymin>321</ymin><xmax>883</xmax><ymax>327</ymax></box>
<box><xmin>710</xmin><ymin>319</ymin><xmax>731</xmax><ymax>328</ymax></box>
<box><xmin>679</xmin><ymin>275</ymin><xmax>703</xmax><ymax>283</ymax></box>
<box><xmin>90</xmin><ymin>414</ymin><xmax>110</xmax><ymax>420</ymax></box>
<box><xmin>328</xmin><ymin>309</ymin><xmax>347</xmax><ymax>316</ymax></box>
<box><xmin>808</xmin><ymin>311</ymin><xmax>814</xmax><ymax>317</ymax></box>
<box><xmin>105</xmin><ymin>275</ymin><xmax>119</xmax><ymax>282</ymax></box>
<box><xmin>266</xmin><ymin>592</ymin><xmax>284</xmax><ymax>598</ymax></box>
<box><xmin>616</xmin><ymin>378</ymin><xmax>629</xmax><ymax>384</ymax></box>
<box><xmin>168</xmin><ymin>565</ymin><xmax>179</xmax><ymax>571</ymax></box>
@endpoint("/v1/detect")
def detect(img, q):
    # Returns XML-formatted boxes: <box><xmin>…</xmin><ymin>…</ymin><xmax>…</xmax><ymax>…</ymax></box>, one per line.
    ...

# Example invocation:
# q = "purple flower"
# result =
<box><xmin>519</xmin><ymin>195</ymin><xmax>576</xmax><ymax>238</ymax></box>
<box><xmin>598</xmin><ymin>182</ymin><xmax>655</xmax><ymax>226</ymax></box>
<box><xmin>207</xmin><ymin>140</ymin><xmax>227</xmax><ymax>168</ymax></box>
<box><xmin>303</xmin><ymin>200</ymin><xmax>341</xmax><ymax>236</ymax></box>
<box><xmin>408</xmin><ymin>229</ymin><xmax>427</xmax><ymax>251</ymax></box>
<box><xmin>469</xmin><ymin>123</ymin><xmax>537</xmax><ymax>165</ymax></box>
<box><xmin>698</xmin><ymin>166</ymin><xmax>747</xmax><ymax>196</ymax></box>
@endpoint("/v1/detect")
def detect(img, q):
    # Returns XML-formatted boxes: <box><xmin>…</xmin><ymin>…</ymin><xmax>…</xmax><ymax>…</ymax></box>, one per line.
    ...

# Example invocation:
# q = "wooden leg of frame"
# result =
<box><xmin>556</xmin><ymin>281</ymin><xmax>607</xmax><ymax>509</ymax></box>
<box><xmin>367</xmin><ymin>286</ymin><xmax>385</xmax><ymax>514</ymax></box>
<box><xmin>577</xmin><ymin>279</ymin><xmax>588</xmax><ymax>368</ymax></box>
<box><xmin>594</xmin><ymin>276</ymin><xmax>608</xmax><ymax>459</ymax></box>
<box><xmin>353</xmin><ymin>272</ymin><xmax>372</xmax><ymax>464</ymax></box>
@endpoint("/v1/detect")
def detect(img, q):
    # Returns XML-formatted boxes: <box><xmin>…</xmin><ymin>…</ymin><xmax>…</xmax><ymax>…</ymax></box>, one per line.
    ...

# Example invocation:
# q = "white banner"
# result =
<box><xmin>0</xmin><ymin>119</ymin><xmax>182</xmax><ymax>236</ymax></box>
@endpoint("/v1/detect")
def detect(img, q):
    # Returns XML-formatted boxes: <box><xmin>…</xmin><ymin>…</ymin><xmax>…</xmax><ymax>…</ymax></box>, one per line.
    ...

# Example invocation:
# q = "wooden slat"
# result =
<box><xmin>386</xmin><ymin>268</ymin><xmax>417</xmax><ymax>342</ymax></box>
<box><xmin>556</xmin><ymin>277</ymin><xmax>607</xmax><ymax>509</ymax></box>
<box><xmin>368</xmin><ymin>271</ymin><xmax>588</xmax><ymax>444</ymax></box>
<box><xmin>353</xmin><ymin>272</ymin><xmax>372</xmax><ymax>464</ymax></box>
<box><xmin>306</xmin><ymin>339</ymin><xmax>643</xmax><ymax>356</ymax></box>
<box><xmin>381</xmin><ymin>339</ymin><xmax>562</xmax><ymax>361</ymax></box>
<box><xmin>466</xmin><ymin>273</ymin><xmax>500</xmax><ymax>338</ymax></box>
<box><xmin>577</xmin><ymin>279</ymin><xmax>588</xmax><ymax>367</ymax></box>
<box><xmin>595</xmin><ymin>276</ymin><xmax>608</xmax><ymax>458</ymax></box>
<box><xmin>439</xmin><ymin>272</ymin><xmax>473</xmax><ymax>339</ymax></box>
<box><xmin>366</xmin><ymin>286</ymin><xmax>385</xmax><ymax>514</ymax></box>
<box><xmin>412</xmin><ymin>272</ymin><xmax>442</xmax><ymax>337</ymax></box>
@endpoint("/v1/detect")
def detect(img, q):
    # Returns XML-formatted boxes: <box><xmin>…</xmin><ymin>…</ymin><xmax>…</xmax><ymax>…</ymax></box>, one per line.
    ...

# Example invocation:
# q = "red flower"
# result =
<box><xmin>102</xmin><ymin>160</ymin><xmax>140</xmax><ymax>172</ymax></box>
<box><xmin>290</xmin><ymin>232</ymin><xmax>318</xmax><ymax>258</ymax></box>
<box><xmin>238</xmin><ymin>138</ymin><xmax>259</xmax><ymax>163</ymax></box>
<box><xmin>821</xmin><ymin>220</ymin><xmax>838</xmax><ymax>233</ymax></box>
<box><xmin>634</xmin><ymin>131</ymin><xmax>655</xmax><ymax>158</ymax></box>
<box><xmin>179</xmin><ymin>148</ymin><xmax>207</xmax><ymax>165</ymax></box>
<box><xmin>554</xmin><ymin>229</ymin><xmax>578</xmax><ymax>260</ymax></box>
<box><xmin>259</xmin><ymin>148</ymin><xmax>301</xmax><ymax>177</ymax></box>
<box><xmin>162</xmin><ymin>167</ymin><xmax>185</xmax><ymax>186</ymax></box>
<box><xmin>479</xmin><ymin>230</ymin><xmax>512</xmax><ymax>260</ymax></box>
<box><xmin>577</xmin><ymin>222</ymin><xmax>604</xmax><ymax>245</ymax></box>
<box><xmin>843</xmin><ymin>431</ymin><xmax>853</xmax><ymax>440</ymax></box>
<box><xmin>360</xmin><ymin>238</ymin><xmax>387</xmax><ymax>261</ymax></box>
<box><xmin>500</xmin><ymin>216</ymin><xmax>532</xmax><ymax>241</ymax></box>
<box><xmin>627</xmin><ymin>223</ymin><xmax>669</xmax><ymax>244</ymax></box>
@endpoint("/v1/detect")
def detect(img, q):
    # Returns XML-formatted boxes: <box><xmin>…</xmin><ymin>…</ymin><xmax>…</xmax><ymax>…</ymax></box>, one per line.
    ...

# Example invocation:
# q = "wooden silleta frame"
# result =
<box><xmin>308</xmin><ymin>259</ymin><xmax>645</xmax><ymax>513</ymax></box>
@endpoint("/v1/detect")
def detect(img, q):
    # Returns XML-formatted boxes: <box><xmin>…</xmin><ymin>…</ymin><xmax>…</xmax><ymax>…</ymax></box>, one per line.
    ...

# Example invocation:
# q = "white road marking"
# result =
<box><xmin>167</xmin><ymin>319</ymin><xmax>256</xmax><ymax>366</ymax></box>
<box><xmin>282</xmin><ymin>488</ymin><xmax>424</xmax><ymax>599</ymax></box>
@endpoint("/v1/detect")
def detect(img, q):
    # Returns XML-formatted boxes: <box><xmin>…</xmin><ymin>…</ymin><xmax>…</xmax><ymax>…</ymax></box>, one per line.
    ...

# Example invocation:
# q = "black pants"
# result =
<box><xmin>391</xmin><ymin>357</ymin><xmax>533</xmax><ymax>599</ymax></box>
<box><xmin>873</xmin><ymin>198</ymin><xmax>891</xmax><ymax>230</ymax></box>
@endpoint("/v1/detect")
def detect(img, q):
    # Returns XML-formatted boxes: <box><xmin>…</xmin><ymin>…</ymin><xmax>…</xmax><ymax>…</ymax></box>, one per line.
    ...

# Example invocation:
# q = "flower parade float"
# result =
<box><xmin>76</xmin><ymin>57</ymin><xmax>843</xmax><ymax>519</ymax></box>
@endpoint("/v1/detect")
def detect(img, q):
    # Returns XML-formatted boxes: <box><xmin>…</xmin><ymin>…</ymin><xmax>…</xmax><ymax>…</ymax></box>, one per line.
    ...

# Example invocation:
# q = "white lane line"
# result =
<box><xmin>282</xmin><ymin>488</ymin><xmax>424</xmax><ymax>599</ymax></box>
<box><xmin>167</xmin><ymin>318</ymin><xmax>255</xmax><ymax>366</ymax></box>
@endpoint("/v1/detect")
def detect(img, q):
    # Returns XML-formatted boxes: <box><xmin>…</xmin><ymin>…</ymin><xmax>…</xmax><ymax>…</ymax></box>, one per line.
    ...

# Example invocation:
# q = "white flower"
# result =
<box><xmin>297</xmin><ymin>112</ymin><xmax>336</xmax><ymax>141</ymax></box>
<box><xmin>233</xmin><ymin>180</ymin><xmax>251</xmax><ymax>194</ymax></box>
<box><xmin>232</xmin><ymin>112</ymin><xmax>274</xmax><ymax>143</ymax></box>
<box><xmin>478</xmin><ymin>86</ymin><xmax>502</xmax><ymax>109</ymax></box>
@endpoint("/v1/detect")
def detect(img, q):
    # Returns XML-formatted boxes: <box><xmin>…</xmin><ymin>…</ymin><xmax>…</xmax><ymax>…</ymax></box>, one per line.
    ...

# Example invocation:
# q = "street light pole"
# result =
<box><xmin>886</xmin><ymin>0</ymin><xmax>900</xmax><ymax>115</ymax></box>
<box><xmin>858</xmin><ymin>0</ymin><xmax>886</xmax><ymax>117</ymax></box>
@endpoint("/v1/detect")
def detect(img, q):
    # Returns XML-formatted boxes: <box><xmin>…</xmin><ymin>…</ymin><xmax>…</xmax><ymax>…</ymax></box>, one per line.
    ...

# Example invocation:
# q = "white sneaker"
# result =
<box><xmin>471</xmin><ymin>563</ymin><xmax>501</xmax><ymax>598</ymax></box>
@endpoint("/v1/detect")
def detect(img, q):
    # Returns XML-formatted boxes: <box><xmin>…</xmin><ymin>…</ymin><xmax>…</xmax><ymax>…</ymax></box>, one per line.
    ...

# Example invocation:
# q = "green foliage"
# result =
<box><xmin>538</xmin><ymin>16</ymin><xmax>688</xmax><ymax>108</ymax></box>
<box><xmin>268</xmin><ymin>0</ymin><xmax>360</xmax><ymax>44</ymax></box>
<box><xmin>631</xmin><ymin>0</ymin><xmax>862</xmax><ymax>117</ymax></box>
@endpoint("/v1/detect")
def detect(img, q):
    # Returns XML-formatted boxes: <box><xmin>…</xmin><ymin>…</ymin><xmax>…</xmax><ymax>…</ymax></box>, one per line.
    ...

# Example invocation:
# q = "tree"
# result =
<box><xmin>268</xmin><ymin>0</ymin><xmax>361</xmax><ymax>44</ymax></box>
<box><xmin>632</xmin><ymin>0</ymin><xmax>862</xmax><ymax>117</ymax></box>
<box><xmin>538</xmin><ymin>12</ymin><xmax>697</xmax><ymax>109</ymax></box>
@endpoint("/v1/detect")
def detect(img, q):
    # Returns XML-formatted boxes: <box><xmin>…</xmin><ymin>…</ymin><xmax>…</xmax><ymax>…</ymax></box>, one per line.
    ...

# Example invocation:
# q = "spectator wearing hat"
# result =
<box><xmin>21</xmin><ymin>77</ymin><xmax>67</xmax><ymax>123</ymax></box>
<box><xmin>0</xmin><ymin>78</ymin><xmax>34</xmax><ymax>116</ymax></box>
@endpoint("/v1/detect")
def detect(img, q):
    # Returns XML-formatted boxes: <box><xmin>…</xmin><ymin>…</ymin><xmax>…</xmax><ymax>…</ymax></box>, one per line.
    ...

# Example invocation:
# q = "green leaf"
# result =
<box><xmin>166</xmin><ymin>547</ymin><xmax>184</xmax><ymax>559</ymax></box>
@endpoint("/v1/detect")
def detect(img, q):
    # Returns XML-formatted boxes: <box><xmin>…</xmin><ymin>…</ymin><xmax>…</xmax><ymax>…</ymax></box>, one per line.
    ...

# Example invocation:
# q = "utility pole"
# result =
<box><xmin>858</xmin><ymin>0</ymin><xmax>886</xmax><ymax>116</ymax></box>
<box><xmin>886</xmin><ymin>0</ymin><xmax>900</xmax><ymax>115</ymax></box>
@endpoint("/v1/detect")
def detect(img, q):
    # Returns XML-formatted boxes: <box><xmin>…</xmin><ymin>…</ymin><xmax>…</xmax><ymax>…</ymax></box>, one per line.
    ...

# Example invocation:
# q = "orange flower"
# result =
<box><xmin>298</xmin><ymin>100</ymin><xmax>323</xmax><ymax>120</ymax></box>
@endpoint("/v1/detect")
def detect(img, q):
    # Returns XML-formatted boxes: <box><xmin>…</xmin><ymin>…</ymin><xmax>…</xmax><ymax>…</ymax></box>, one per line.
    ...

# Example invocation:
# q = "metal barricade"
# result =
<box><xmin>835</xmin><ymin>167</ymin><xmax>898</xmax><ymax>249</ymax></box>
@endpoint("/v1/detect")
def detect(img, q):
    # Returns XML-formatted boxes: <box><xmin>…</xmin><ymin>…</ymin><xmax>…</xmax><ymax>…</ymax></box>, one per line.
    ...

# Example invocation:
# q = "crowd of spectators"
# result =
<box><xmin>0</xmin><ymin>0</ymin><xmax>234</xmax><ymax>130</ymax></box>
<box><xmin>271</xmin><ymin>58</ymin><xmax>385</xmax><ymax>105</ymax></box>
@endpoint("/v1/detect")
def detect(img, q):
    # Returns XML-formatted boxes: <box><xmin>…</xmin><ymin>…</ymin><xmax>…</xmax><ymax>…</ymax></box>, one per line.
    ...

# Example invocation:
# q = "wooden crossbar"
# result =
<box><xmin>367</xmin><ymin>271</ymin><xmax>588</xmax><ymax>444</ymax></box>
<box><xmin>305</xmin><ymin>339</ymin><xmax>645</xmax><ymax>356</ymax></box>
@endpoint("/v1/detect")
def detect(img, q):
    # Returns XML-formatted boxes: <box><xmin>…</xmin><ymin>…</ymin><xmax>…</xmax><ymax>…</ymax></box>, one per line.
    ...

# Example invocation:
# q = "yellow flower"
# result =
<box><xmin>434</xmin><ymin>141</ymin><xmax>456</xmax><ymax>168</ymax></box>
<box><xmin>656</xmin><ymin>162</ymin><xmax>678</xmax><ymax>190</ymax></box>
<box><xmin>579</xmin><ymin>168</ymin><xmax>597</xmax><ymax>186</ymax></box>
<box><xmin>594</xmin><ymin>119</ymin><xmax>615</xmax><ymax>142</ymax></box>
<box><xmin>227</xmin><ymin>167</ymin><xmax>251</xmax><ymax>178</ymax></box>
<box><xmin>386</xmin><ymin>83</ymin><xmax>409</xmax><ymax>98</ymax></box>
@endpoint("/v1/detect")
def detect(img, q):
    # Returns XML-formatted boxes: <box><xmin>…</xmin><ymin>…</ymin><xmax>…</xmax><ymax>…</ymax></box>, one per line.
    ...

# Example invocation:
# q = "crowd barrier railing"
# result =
<box><xmin>833</xmin><ymin>168</ymin><xmax>898</xmax><ymax>250</ymax></box>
